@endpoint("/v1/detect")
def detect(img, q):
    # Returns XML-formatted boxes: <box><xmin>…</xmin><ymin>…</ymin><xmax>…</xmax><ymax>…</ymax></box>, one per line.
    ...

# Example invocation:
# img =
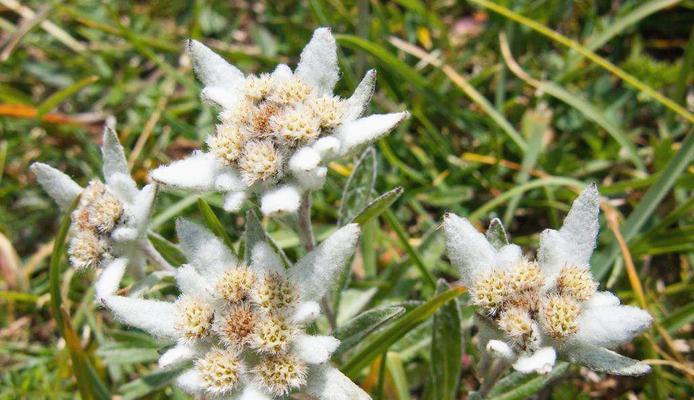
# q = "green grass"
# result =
<box><xmin>1</xmin><ymin>1</ymin><xmax>692</xmax><ymax>399</ymax></box>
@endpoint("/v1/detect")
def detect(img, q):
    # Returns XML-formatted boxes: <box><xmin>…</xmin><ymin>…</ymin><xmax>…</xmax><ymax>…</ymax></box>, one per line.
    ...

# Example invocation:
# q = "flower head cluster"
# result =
<box><xmin>103</xmin><ymin>218</ymin><xmax>370</xmax><ymax>399</ymax></box>
<box><xmin>445</xmin><ymin>185</ymin><xmax>652</xmax><ymax>376</ymax></box>
<box><xmin>150</xmin><ymin>28</ymin><xmax>409</xmax><ymax>216</ymax></box>
<box><xmin>31</xmin><ymin>126</ymin><xmax>157</xmax><ymax>298</ymax></box>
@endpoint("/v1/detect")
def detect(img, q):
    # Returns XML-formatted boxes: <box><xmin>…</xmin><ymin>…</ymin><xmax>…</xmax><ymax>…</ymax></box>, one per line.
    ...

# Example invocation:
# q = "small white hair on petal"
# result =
<box><xmin>176</xmin><ymin>368</ymin><xmax>205</xmax><ymax>394</ymax></box>
<box><xmin>30</xmin><ymin>162</ymin><xmax>82</xmax><ymax>209</ymax></box>
<box><xmin>293</xmin><ymin>334</ymin><xmax>340</xmax><ymax>364</ymax></box>
<box><xmin>101</xmin><ymin>126</ymin><xmax>129</xmax><ymax>182</ymax></box>
<box><xmin>485</xmin><ymin>340</ymin><xmax>515</xmax><ymax>360</ymax></box>
<box><xmin>292</xmin><ymin>301</ymin><xmax>321</xmax><ymax>324</ymax></box>
<box><xmin>575</xmin><ymin>305</ymin><xmax>652</xmax><ymax>348</ymax></box>
<box><xmin>176</xmin><ymin>264</ymin><xmax>212</xmax><ymax>299</ymax></box>
<box><xmin>260</xmin><ymin>185</ymin><xmax>301</xmax><ymax>216</ymax></box>
<box><xmin>176</xmin><ymin>219</ymin><xmax>236</xmax><ymax>279</ymax></box>
<box><xmin>103</xmin><ymin>295</ymin><xmax>178</xmax><ymax>339</ymax></box>
<box><xmin>187</xmin><ymin>39</ymin><xmax>244</xmax><ymax>90</ymax></box>
<box><xmin>312</xmin><ymin>136</ymin><xmax>341</xmax><ymax>160</ymax></box>
<box><xmin>343</xmin><ymin>70</ymin><xmax>376</xmax><ymax>122</ymax></box>
<box><xmin>334</xmin><ymin>112</ymin><xmax>409</xmax><ymax>157</ymax></box>
<box><xmin>443</xmin><ymin>213</ymin><xmax>497</xmax><ymax>287</ymax></box>
<box><xmin>158</xmin><ymin>343</ymin><xmax>196</xmax><ymax>368</ymax></box>
<box><xmin>306</xmin><ymin>365</ymin><xmax>371</xmax><ymax>400</ymax></box>
<box><xmin>250</xmin><ymin>242</ymin><xmax>285</xmax><ymax>275</ymax></box>
<box><xmin>223</xmin><ymin>191</ymin><xmax>247</xmax><ymax>212</ymax></box>
<box><xmin>289</xmin><ymin>223</ymin><xmax>360</xmax><ymax>302</ymax></box>
<box><xmin>95</xmin><ymin>258</ymin><xmax>128</xmax><ymax>300</ymax></box>
<box><xmin>513</xmin><ymin>347</ymin><xmax>556</xmax><ymax>374</ymax></box>
<box><xmin>295</xmin><ymin>27</ymin><xmax>339</xmax><ymax>95</ymax></box>
<box><xmin>150</xmin><ymin>152</ymin><xmax>220</xmax><ymax>192</ymax></box>
<box><xmin>558</xmin><ymin>184</ymin><xmax>600</xmax><ymax>267</ymax></box>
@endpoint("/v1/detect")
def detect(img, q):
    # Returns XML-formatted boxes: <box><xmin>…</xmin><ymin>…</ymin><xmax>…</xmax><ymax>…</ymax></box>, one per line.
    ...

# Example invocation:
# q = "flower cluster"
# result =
<box><xmin>103</xmin><ymin>218</ymin><xmax>370</xmax><ymax>399</ymax></box>
<box><xmin>150</xmin><ymin>28</ymin><xmax>409</xmax><ymax>216</ymax></box>
<box><xmin>31</xmin><ymin>126</ymin><xmax>158</xmax><ymax>298</ymax></box>
<box><xmin>445</xmin><ymin>185</ymin><xmax>652</xmax><ymax>376</ymax></box>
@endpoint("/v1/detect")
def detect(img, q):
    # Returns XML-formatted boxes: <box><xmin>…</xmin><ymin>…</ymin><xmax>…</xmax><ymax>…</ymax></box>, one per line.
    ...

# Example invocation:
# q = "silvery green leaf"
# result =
<box><xmin>338</xmin><ymin>146</ymin><xmax>377</xmax><ymax>226</ymax></box>
<box><xmin>486</xmin><ymin>218</ymin><xmax>509</xmax><ymax>250</ymax></box>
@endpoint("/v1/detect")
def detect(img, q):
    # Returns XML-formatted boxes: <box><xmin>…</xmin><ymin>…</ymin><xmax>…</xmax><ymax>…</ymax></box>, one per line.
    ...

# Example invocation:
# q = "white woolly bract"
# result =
<box><xmin>176</xmin><ymin>369</ymin><xmax>205</xmax><ymax>394</ymax></box>
<box><xmin>104</xmin><ymin>295</ymin><xmax>178</xmax><ymax>339</ymax></box>
<box><xmin>250</xmin><ymin>242</ymin><xmax>285</xmax><ymax>275</ymax></box>
<box><xmin>176</xmin><ymin>264</ymin><xmax>213</xmax><ymax>300</ymax></box>
<box><xmin>291</xmin><ymin>301</ymin><xmax>321</xmax><ymax>324</ymax></box>
<box><xmin>295</xmin><ymin>27</ymin><xmax>339</xmax><ymax>95</ymax></box>
<box><xmin>159</xmin><ymin>343</ymin><xmax>197</xmax><ymax>368</ymax></box>
<box><xmin>333</xmin><ymin>112</ymin><xmax>409</xmax><ymax>158</ymax></box>
<box><xmin>260</xmin><ymin>185</ymin><xmax>301</xmax><ymax>216</ymax></box>
<box><xmin>289</xmin><ymin>147</ymin><xmax>326</xmax><ymax>190</ymax></box>
<box><xmin>101</xmin><ymin>126</ymin><xmax>129</xmax><ymax>183</ymax></box>
<box><xmin>224</xmin><ymin>191</ymin><xmax>247</xmax><ymax>212</ymax></box>
<box><xmin>176</xmin><ymin>218</ymin><xmax>236</xmax><ymax>279</ymax></box>
<box><xmin>306</xmin><ymin>365</ymin><xmax>371</xmax><ymax>400</ymax></box>
<box><xmin>343</xmin><ymin>70</ymin><xmax>376</xmax><ymax>122</ymax></box>
<box><xmin>150</xmin><ymin>152</ymin><xmax>224</xmax><ymax>192</ymax></box>
<box><xmin>187</xmin><ymin>39</ymin><xmax>244</xmax><ymax>93</ymax></box>
<box><xmin>564</xmin><ymin>341</ymin><xmax>651</xmax><ymax>376</ymax></box>
<box><xmin>288</xmin><ymin>223</ymin><xmax>360</xmax><ymax>302</ymax></box>
<box><xmin>95</xmin><ymin>258</ymin><xmax>128</xmax><ymax>300</ymax></box>
<box><xmin>513</xmin><ymin>347</ymin><xmax>556</xmax><ymax>374</ymax></box>
<box><xmin>443</xmin><ymin>213</ymin><xmax>497</xmax><ymax>287</ymax></box>
<box><xmin>485</xmin><ymin>339</ymin><xmax>515</xmax><ymax>360</ymax></box>
<box><xmin>292</xmin><ymin>334</ymin><xmax>340</xmax><ymax>364</ymax></box>
<box><xmin>30</xmin><ymin>163</ymin><xmax>82</xmax><ymax>209</ymax></box>
<box><xmin>575</xmin><ymin>305</ymin><xmax>652</xmax><ymax>349</ymax></box>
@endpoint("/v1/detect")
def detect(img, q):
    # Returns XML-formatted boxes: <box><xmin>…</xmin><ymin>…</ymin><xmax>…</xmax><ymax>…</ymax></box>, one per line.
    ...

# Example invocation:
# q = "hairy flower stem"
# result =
<box><xmin>139</xmin><ymin>238</ymin><xmax>175</xmax><ymax>273</ymax></box>
<box><xmin>296</xmin><ymin>190</ymin><xmax>337</xmax><ymax>331</ymax></box>
<box><xmin>297</xmin><ymin>191</ymin><xmax>316</xmax><ymax>251</ymax></box>
<box><xmin>479</xmin><ymin>358</ymin><xmax>509</xmax><ymax>397</ymax></box>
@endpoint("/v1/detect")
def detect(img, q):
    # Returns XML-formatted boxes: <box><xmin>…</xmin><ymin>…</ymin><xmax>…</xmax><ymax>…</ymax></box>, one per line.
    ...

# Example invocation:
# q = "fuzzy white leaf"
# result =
<box><xmin>289</xmin><ymin>147</ymin><xmax>326</xmax><ymax>190</ymax></box>
<box><xmin>101</xmin><ymin>126</ymin><xmax>129</xmax><ymax>182</ymax></box>
<box><xmin>575</xmin><ymin>304</ymin><xmax>652</xmax><ymax>348</ymax></box>
<box><xmin>103</xmin><ymin>295</ymin><xmax>178</xmax><ymax>339</ymax></box>
<box><xmin>234</xmin><ymin>384</ymin><xmax>272</xmax><ymax>400</ymax></box>
<box><xmin>106</xmin><ymin>172</ymin><xmax>138</xmax><ymax>205</ymax></box>
<box><xmin>344</xmin><ymin>70</ymin><xmax>376</xmax><ymax>122</ymax></box>
<box><xmin>563</xmin><ymin>341</ymin><xmax>651</xmax><ymax>376</ymax></box>
<box><xmin>111</xmin><ymin>227</ymin><xmax>138</xmax><ymax>243</ymax></box>
<box><xmin>176</xmin><ymin>368</ymin><xmax>204</xmax><ymax>394</ymax></box>
<box><xmin>215</xmin><ymin>170</ymin><xmax>245</xmax><ymax>192</ymax></box>
<box><xmin>293</xmin><ymin>334</ymin><xmax>340</xmax><ymax>364</ymax></box>
<box><xmin>224</xmin><ymin>191</ymin><xmax>247</xmax><ymax>212</ymax></box>
<box><xmin>485</xmin><ymin>339</ymin><xmax>515</xmax><ymax>360</ymax></box>
<box><xmin>130</xmin><ymin>183</ymin><xmax>156</xmax><ymax>232</ymax></box>
<box><xmin>558</xmin><ymin>184</ymin><xmax>600</xmax><ymax>266</ymax></box>
<box><xmin>176</xmin><ymin>264</ymin><xmax>212</xmax><ymax>299</ymax></box>
<box><xmin>585</xmin><ymin>291</ymin><xmax>620</xmax><ymax>308</ymax></box>
<box><xmin>306</xmin><ymin>366</ymin><xmax>371</xmax><ymax>400</ymax></box>
<box><xmin>201</xmin><ymin>86</ymin><xmax>238</xmax><ymax>109</ymax></box>
<box><xmin>259</xmin><ymin>185</ymin><xmax>301</xmax><ymax>216</ymax></box>
<box><xmin>513</xmin><ymin>347</ymin><xmax>556</xmax><ymax>374</ymax></box>
<box><xmin>295</xmin><ymin>27</ymin><xmax>339</xmax><ymax>95</ymax></box>
<box><xmin>158</xmin><ymin>343</ymin><xmax>196</xmax><ymax>368</ymax></box>
<box><xmin>495</xmin><ymin>244</ymin><xmax>523</xmax><ymax>270</ymax></box>
<box><xmin>250</xmin><ymin>242</ymin><xmax>285</xmax><ymax>275</ymax></box>
<box><xmin>334</xmin><ymin>112</ymin><xmax>409</xmax><ymax>157</ymax></box>
<box><xmin>289</xmin><ymin>223</ymin><xmax>360</xmax><ymax>302</ymax></box>
<box><xmin>312</xmin><ymin>136</ymin><xmax>341</xmax><ymax>160</ymax></box>
<box><xmin>176</xmin><ymin>219</ymin><xmax>235</xmax><ymax>280</ymax></box>
<box><xmin>292</xmin><ymin>301</ymin><xmax>321</xmax><ymax>324</ymax></box>
<box><xmin>187</xmin><ymin>39</ymin><xmax>244</xmax><ymax>91</ymax></box>
<box><xmin>95</xmin><ymin>258</ymin><xmax>128</xmax><ymax>299</ymax></box>
<box><xmin>150</xmin><ymin>152</ymin><xmax>220</xmax><ymax>192</ymax></box>
<box><xmin>30</xmin><ymin>162</ymin><xmax>82</xmax><ymax>209</ymax></box>
<box><xmin>272</xmin><ymin>63</ymin><xmax>292</xmax><ymax>80</ymax></box>
<box><xmin>444</xmin><ymin>213</ymin><xmax>497</xmax><ymax>287</ymax></box>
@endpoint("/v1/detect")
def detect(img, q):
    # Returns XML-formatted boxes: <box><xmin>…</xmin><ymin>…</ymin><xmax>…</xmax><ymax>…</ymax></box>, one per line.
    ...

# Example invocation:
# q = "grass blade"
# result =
<box><xmin>36</xmin><ymin>76</ymin><xmax>98</xmax><ymax>118</ymax></box>
<box><xmin>197</xmin><ymin>197</ymin><xmax>237</xmax><ymax>256</ymax></box>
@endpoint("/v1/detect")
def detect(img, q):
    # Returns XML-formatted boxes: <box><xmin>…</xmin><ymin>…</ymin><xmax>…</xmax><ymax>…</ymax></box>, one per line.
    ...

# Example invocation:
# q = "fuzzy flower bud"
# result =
<box><xmin>216</xmin><ymin>266</ymin><xmax>257</xmax><ymax>303</ymax></box>
<box><xmin>176</xmin><ymin>296</ymin><xmax>214</xmax><ymax>341</ymax></box>
<box><xmin>68</xmin><ymin>231</ymin><xmax>109</xmax><ymax>270</ymax></box>
<box><xmin>253</xmin><ymin>354</ymin><xmax>308</xmax><ymax>396</ymax></box>
<box><xmin>197</xmin><ymin>349</ymin><xmax>242</xmax><ymax>394</ymax></box>
<box><xmin>556</xmin><ymin>266</ymin><xmax>598</xmax><ymax>302</ymax></box>
<box><xmin>238</xmin><ymin>140</ymin><xmax>283</xmax><ymax>185</ymax></box>
<box><xmin>540</xmin><ymin>295</ymin><xmax>581</xmax><ymax>339</ymax></box>
<box><xmin>208</xmin><ymin>124</ymin><xmax>247</xmax><ymax>165</ymax></box>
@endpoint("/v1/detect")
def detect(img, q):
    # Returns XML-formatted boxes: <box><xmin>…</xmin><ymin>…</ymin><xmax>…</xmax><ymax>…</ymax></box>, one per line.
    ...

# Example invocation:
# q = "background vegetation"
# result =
<box><xmin>0</xmin><ymin>0</ymin><xmax>692</xmax><ymax>399</ymax></box>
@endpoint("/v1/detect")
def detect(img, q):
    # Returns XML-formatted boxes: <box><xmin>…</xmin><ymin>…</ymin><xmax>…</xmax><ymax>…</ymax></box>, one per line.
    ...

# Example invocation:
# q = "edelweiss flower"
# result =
<box><xmin>102</xmin><ymin>218</ymin><xmax>370</xmax><ymax>399</ymax></box>
<box><xmin>31</xmin><ymin>126</ymin><xmax>160</xmax><ymax>298</ymax></box>
<box><xmin>444</xmin><ymin>185</ymin><xmax>652</xmax><ymax>376</ymax></box>
<box><xmin>150</xmin><ymin>27</ymin><xmax>409</xmax><ymax>216</ymax></box>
